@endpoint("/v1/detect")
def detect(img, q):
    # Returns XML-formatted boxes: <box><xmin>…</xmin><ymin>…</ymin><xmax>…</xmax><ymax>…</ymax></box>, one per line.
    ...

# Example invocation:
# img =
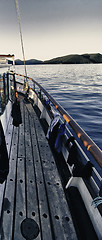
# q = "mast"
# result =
<box><xmin>15</xmin><ymin>0</ymin><xmax>27</xmax><ymax>83</ymax></box>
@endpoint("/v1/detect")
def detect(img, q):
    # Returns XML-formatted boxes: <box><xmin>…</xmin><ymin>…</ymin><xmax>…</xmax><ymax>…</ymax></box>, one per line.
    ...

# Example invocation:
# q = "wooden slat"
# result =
<box><xmin>24</xmin><ymin>105</ymin><xmax>41</xmax><ymax>240</ymax></box>
<box><xmin>18</xmin><ymin>100</ymin><xmax>25</xmax><ymax>158</ymax></box>
<box><xmin>0</xmin><ymin>115</ymin><xmax>13</xmax><ymax>219</ymax></box>
<box><xmin>5</xmin><ymin>115</ymin><xmax>13</xmax><ymax>156</ymax></box>
<box><xmin>35</xmin><ymin>119</ymin><xmax>77</xmax><ymax>239</ymax></box>
<box><xmin>13</xmin><ymin>157</ymin><xmax>26</xmax><ymax>240</ymax></box>
<box><xmin>13</xmin><ymin>100</ymin><xmax>26</xmax><ymax>239</ymax></box>
<box><xmin>0</xmin><ymin>127</ymin><xmax>18</xmax><ymax>240</ymax></box>
<box><xmin>1</xmin><ymin>97</ymin><xmax>77</xmax><ymax>240</ymax></box>
<box><xmin>25</xmin><ymin>104</ymin><xmax>53</xmax><ymax>240</ymax></box>
<box><xmin>26</xmin><ymin>103</ymin><xmax>77</xmax><ymax>240</ymax></box>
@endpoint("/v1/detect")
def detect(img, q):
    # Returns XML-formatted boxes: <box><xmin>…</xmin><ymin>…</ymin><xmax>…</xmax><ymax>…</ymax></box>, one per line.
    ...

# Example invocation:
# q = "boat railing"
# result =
<box><xmin>13</xmin><ymin>72</ymin><xmax>102</xmax><ymax>191</ymax></box>
<box><xmin>0</xmin><ymin>74</ymin><xmax>8</xmax><ymax>114</ymax></box>
<box><xmin>1</xmin><ymin>71</ymin><xmax>102</xmax><ymax>194</ymax></box>
<box><xmin>0</xmin><ymin>72</ymin><xmax>16</xmax><ymax>115</ymax></box>
<box><xmin>1</xmin><ymin>70</ymin><xmax>102</xmax><ymax>240</ymax></box>
<box><xmin>13</xmin><ymin>72</ymin><xmax>102</xmax><ymax>168</ymax></box>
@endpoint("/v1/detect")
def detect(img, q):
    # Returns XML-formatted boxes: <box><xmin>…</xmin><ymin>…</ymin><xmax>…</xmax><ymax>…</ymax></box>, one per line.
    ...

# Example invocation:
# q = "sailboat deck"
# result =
<box><xmin>0</xmin><ymin>96</ymin><xmax>77</xmax><ymax>240</ymax></box>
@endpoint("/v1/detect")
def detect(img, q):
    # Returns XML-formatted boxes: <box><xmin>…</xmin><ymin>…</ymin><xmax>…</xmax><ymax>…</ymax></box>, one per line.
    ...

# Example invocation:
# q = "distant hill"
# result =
<box><xmin>15</xmin><ymin>59</ymin><xmax>43</xmax><ymax>65</ymax></box>
<box><xmin>44</xmin><ymin>53</ymin><xmax>102</xmax><ymax>64</ymax></box>
<box><xmin>8</xmin><ymin>59</ymin><xmax>43</xmax><ymax>65</ymax></box>
<box><xmin>8</xmin><ymin>53</ymin><xmax>102</xmax><ymax>65</ymax></box>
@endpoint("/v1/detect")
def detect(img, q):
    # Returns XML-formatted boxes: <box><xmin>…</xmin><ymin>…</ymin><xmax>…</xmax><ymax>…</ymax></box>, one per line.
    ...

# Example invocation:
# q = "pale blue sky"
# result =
<box><xmin>0</xmin><ymin>0</ymin><xmax>102</xmax><ymax>60</ymax></box>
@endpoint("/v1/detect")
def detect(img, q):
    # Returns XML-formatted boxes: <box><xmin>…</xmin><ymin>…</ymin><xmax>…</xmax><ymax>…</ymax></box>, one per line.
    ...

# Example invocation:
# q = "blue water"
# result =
<box><xmin>15</xmin><ymin>64</ymin><xmax>102</xmax><ymax>150</ymax></box>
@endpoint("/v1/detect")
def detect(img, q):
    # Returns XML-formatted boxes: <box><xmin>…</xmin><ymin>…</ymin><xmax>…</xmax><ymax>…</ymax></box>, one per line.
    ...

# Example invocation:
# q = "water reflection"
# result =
<box><xmin>15</xmin><ymin>64</ymin><xmax>102</xmax><ymax>149</ymax></box>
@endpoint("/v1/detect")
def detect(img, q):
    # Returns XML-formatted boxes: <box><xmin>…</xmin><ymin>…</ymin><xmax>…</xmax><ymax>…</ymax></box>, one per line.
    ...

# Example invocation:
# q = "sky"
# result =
<box><xmin>0</xmin><ymin>0</ymin><xmax>102</xmax><ymax>61</ymax></box>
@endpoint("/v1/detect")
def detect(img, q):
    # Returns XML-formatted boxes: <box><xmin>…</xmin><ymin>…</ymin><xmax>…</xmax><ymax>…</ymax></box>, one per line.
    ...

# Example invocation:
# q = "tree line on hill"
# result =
<box><xmin>8</xmin><ymin>53</ymin><xmax>102</xmax><ymax>65</ymax></box>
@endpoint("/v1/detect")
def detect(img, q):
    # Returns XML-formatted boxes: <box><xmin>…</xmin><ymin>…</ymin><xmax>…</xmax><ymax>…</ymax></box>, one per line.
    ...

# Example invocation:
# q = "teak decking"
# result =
<box><xmin>0</xmin><ymin>96</ymin><xmax>77</xmax><ymax>240</ymax></box>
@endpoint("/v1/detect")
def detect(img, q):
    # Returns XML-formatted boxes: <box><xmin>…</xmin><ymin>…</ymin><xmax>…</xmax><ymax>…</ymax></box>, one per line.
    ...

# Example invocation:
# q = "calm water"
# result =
<box><xmin>15</xmin><ymin>64</ymin><xmax>102</xmax><ymax>150</ymax></box>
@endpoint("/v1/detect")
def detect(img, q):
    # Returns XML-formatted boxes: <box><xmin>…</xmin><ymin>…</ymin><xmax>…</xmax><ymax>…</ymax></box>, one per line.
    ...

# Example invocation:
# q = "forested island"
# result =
<box><xmin>44</xmin><ymin>53</ymin><xmax>102</xmax><ymax>64</ymax></box>
<box><xmin>8</xmin><ymin>53</ymin><xmax>102</xmax><ymax>65</ymax></box>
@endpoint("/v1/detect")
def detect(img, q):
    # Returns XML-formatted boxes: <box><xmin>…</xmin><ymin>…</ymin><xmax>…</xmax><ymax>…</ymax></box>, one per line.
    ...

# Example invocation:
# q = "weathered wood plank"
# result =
<box><xmin>27</xmin><ymin>104</ymin><xmax>78</xmax><ymax>240</ymax></box>
<box><xmin>26</xmin><ymin>104</ymin><xmax>53</xmax><ymax>240</ymax></box>
<box><xmin>13</xmin><ymin>100</ymin><xmax>26</xmax><ymax>239</ymax></box>
<box><xmin>13</xmin><ymin>157</ymin><xmax>26</xmax><ymax>240</ymax></box>
<box><xmin>5</xmin><ymin>115</ymin><xmax>13</xmax><ymax>156</ymax></box>
<box><xmin>18</xmin><ymin>100</ymin><xmax>25</xmax><ymax>158</ymax></box>
<box><xmin>0</xmin><ymin>127</ymin><xmax>18</xmax><ymax>240</ymax></box>
<box><xmin>37</xmin><ymin>136</ymin><xmax>77</xmax><ymax>239</ymax></box>
<box><xmin>1</xmin><ymin>97</ymin><xmax>77</xmax><ymax>240</ymax></box>
<box><xmin>0</xmin><ymin>115</ymin><xmax>13</xmax><ymax>219</ymax></box>
<box><xmin>24</xmin><ymin>105</ymin><xmax>41</xmax><ymax>240</ymax></box>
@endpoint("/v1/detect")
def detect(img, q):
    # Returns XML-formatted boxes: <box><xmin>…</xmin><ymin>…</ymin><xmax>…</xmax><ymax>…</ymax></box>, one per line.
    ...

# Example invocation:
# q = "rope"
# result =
<box><xmin>15</xmin><ymin>0</ymin><xmax>27</xmax><ymax>83</ymax></box>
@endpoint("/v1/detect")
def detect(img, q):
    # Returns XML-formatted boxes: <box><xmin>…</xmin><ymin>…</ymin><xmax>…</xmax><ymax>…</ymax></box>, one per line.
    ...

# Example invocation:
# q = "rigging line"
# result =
<box><xmin>15</xmin><ymin>0</ymin><xmax>27</xmax><ymax>82</ymax></box>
